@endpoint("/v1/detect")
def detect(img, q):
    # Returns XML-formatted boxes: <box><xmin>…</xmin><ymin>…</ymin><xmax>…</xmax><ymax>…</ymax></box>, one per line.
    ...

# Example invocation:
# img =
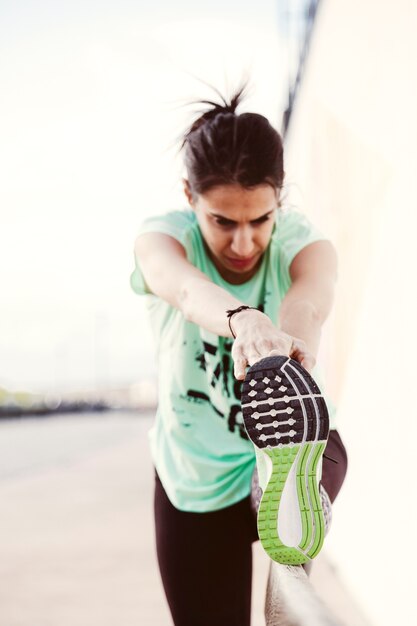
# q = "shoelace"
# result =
<box><xmin>323</xmin><ymin>452</ymin><xmax>339</xmax><ymax>464</ymax></box>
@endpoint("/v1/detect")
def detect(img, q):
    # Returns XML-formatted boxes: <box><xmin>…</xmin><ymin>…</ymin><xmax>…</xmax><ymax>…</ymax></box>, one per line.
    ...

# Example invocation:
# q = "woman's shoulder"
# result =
<box><xmin>137</xmin><ymin>208</ymin><xmax>198</xmax><ymax>246</ymax></box>
<box><xmin>269</xmin><ymin>208</ymin><xmax>325</xmax><ymax>273</ymax></box>
<box><xmin>271</xmin><ymin>208</ymin><xmax>323</xmax><ymax>246</ymax></box>
<box><xmin>139</xmin><ymin>207</ymin><xmax>196</xmax><ymax>230</ymax></box>
<box><xmin>271</xmin><ymin>208</ymin><xmax>317</xmax><ymax>241</ymax></box>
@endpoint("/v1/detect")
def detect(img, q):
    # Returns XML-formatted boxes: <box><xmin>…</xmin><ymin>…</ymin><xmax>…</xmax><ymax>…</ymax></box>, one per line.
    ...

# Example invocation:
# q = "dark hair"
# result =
<box><xmin>181</xmin><ymin>81</ymin><xmax>284</xmax><ymax>198</ymax></box>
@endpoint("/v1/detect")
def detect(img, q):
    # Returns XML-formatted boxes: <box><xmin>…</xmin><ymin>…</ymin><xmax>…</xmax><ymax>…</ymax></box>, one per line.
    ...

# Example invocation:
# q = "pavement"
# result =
<box><xmin>0</xmin><ymin>412</ymin><xmax>371</xmax><ymax>626</ymax></box>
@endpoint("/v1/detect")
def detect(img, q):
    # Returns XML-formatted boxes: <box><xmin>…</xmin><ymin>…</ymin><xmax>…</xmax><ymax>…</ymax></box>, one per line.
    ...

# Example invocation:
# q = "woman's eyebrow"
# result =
<box><xmin>210</xmin><ymin>210</ymin><xmax>275</xmax><ymax>224</ymax></box>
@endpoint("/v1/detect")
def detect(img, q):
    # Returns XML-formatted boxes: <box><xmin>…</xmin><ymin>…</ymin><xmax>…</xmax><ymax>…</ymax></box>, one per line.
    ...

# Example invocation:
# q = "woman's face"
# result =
<box><xmin>183</xmin><ymin>181</ymin><xmax>279</xmax><ymax>284</ymax></box>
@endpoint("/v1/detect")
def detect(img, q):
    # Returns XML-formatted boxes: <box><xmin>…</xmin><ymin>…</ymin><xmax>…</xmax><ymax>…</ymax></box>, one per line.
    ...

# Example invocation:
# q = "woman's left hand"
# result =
<box><xmin>267</xmin><ymin>333</ymin><xmax>316</xmax><ymax>372</ymax></box>
<box><xmin>231</xmin><ymin>309</ymin><xmax>316</xmax><ymax>379</ymax></box>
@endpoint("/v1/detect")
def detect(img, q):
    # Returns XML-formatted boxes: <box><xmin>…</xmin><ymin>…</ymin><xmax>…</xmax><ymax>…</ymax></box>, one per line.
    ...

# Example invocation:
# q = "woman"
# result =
<box><xmin>130</xmin><ymin>83</ymin><xmax>347</xmax><ymax>626</ymax></box>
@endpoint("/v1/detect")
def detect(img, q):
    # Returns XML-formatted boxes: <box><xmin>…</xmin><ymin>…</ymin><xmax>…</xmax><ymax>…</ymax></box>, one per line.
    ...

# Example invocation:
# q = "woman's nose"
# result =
<box><xmin>231</xmin><ymin>226</ymin><xmax>255</xmax><ymax>257</ymax></box>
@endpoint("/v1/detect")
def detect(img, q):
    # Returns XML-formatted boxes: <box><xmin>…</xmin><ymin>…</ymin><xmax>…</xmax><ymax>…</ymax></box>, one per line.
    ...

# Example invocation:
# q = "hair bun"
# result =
<box><xmin>179</xmin><ymin>79</ymin><xmax>284</xmax><ymax>194</ymax></box>
<box><xmin>183</xmin><ymin>83</ymin><xmax>247</xmax><ymax>141</ymax></box>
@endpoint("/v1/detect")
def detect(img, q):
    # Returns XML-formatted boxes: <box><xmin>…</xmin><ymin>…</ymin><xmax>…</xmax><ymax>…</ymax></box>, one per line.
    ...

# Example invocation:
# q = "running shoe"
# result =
<box><xmin>242</xmin><ymin>355</ymin><xmax>330</xmax><ymax>565</ymax></box>
<box><xmin>250</xmin><ymin>468</ymin><xmax>333</xmax><ymax>539</ymax></box>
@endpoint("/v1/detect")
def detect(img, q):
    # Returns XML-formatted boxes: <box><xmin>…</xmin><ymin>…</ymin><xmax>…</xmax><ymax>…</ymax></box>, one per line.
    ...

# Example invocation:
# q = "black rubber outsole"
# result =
<box><xmin>241</xmin><ymin>356</ymin><xmax>329</xmax><ymax>449</ymax></box>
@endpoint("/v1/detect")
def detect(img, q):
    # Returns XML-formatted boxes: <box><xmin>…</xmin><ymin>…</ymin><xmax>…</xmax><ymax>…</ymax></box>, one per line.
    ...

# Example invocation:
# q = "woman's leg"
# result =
<box><xmin>321</xmin><ymin>429</ymin><xmax>348</xmax><ymax>503</ymax></box>
<box><xmin>154</xmin><ymin>471</ymin><xmax>258</xmax><ymax>626</ymax></box>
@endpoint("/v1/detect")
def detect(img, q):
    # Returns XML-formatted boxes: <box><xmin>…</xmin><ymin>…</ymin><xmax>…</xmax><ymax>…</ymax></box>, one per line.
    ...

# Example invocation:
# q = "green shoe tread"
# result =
<box><xmin>306</xmin><ymin>442</ymin><xmax>326</xmax><ymax>558</ymax></box>
<box><xmin>298</xmin><ymin>444</ymin><xmax>312</xmax><ymax>550</ymax></box>
<box><xmin>257</xmin><ymin>442</ymin><xmax>326</xmax><ymax>564</ymax></box>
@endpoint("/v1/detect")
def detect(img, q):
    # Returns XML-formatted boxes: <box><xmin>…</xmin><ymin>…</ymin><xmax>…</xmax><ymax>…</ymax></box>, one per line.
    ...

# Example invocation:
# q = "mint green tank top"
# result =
<box><xmin>130</xmin><ymin>208</ymin><xmax>336</xmax><ymax>512</ymax></box>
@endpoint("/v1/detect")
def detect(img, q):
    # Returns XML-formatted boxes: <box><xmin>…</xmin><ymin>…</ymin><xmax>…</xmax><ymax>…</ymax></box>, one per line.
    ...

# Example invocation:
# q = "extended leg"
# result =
<box><xmin>321</xmin><ymin>429</ymin><xmax>348</xmax><ymax>503</ymax></box>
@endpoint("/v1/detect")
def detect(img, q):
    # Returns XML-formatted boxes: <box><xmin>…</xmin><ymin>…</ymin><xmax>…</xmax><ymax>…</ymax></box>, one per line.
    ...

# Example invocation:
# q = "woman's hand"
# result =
<box><xmin>230</xmin><ymin>309</ymin><xmax>316</xmax><ymax>380</ymax></box>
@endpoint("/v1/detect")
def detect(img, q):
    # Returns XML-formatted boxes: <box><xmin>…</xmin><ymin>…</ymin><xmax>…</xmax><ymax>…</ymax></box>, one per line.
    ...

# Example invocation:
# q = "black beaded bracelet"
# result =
<box><xmin>226</xmin><ymin>305</ymin><xmax>259</xmax><ymax>339</ymax></box>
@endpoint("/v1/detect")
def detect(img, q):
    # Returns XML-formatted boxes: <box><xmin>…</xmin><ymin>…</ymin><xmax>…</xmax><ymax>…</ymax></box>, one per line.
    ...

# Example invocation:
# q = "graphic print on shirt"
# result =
<box><xmin>186</xmin><ymin>304</ymin><xmax>265</xmax><ymax>441</ymax></box>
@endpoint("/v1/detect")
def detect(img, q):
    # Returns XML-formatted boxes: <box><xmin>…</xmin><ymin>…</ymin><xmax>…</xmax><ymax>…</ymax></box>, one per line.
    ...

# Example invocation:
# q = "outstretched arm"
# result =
<box><xmin>135</xmin><ymin>232</ymin><xmax>292</xmax><ymax>377</ymax></box>
<box><xmin>134</xmin><ymin>233</ymin><xmax>336</xmax><ymax>379</ymax></box>
<box><xmin>134</xmin><ymin>232</ymin><xmax>249</xmax><ymax>336</ymax></box>
<box><xmin>278</xmin><ymin>240</ymin><xmax>338</xmax><ymax>371</ymax></box>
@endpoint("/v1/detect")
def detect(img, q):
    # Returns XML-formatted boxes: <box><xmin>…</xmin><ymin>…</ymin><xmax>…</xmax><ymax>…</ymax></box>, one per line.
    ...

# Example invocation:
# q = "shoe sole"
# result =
<box><xmin>242</xmin><ymin>355</ymin><xmax>329</xmax><ymax>565</ymax></box>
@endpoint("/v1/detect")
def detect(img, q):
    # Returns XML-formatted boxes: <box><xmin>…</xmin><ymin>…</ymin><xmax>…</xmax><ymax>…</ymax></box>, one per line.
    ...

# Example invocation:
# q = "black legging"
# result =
<box><xmin>154</xmin><ymin>429</ymin><xmax>348</xmax><ymax>626</ymax></box>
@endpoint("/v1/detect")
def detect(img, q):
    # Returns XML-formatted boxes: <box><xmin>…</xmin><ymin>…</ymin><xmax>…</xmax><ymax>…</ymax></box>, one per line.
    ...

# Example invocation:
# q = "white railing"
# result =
<box><xmin>265</xmin><ymin>561</ymin><xmax>342</xmax><ymax>626</ymax></box>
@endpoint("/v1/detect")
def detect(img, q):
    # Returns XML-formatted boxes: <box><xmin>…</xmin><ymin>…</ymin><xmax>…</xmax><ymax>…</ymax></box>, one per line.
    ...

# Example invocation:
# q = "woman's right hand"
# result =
<box><xmin>230</xmin><ymin>309</ymin><xmax>315</xmax><ymax>380</ymax></box>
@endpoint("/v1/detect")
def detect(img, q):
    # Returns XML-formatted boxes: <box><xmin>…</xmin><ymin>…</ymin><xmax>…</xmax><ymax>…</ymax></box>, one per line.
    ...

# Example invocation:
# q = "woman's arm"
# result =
<box><xmin>135</xmin><ymin>232</ymin><xmax>247</xmax><ymax>336</ymax></box>
<box><xmin>135</xmin><ymin>232</ymin><xmax>294</xmax><ymax>378</ymax></box>
<box><xmin>134</xmin><ymin>233</ymin><xmax>337</xmax><ymax>379</ymax></box>
<box><xmin>278</xmin><ymin>240</ymin><xmax>338</xmax><ymax>370</ymax></box>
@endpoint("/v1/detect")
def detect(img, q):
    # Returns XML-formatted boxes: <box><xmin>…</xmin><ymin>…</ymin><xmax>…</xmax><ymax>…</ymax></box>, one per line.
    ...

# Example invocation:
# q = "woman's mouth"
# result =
<box><xmin>225</xmin><ymin>255</ymin><xmax>257</xmax><ymax>269</ymax></box>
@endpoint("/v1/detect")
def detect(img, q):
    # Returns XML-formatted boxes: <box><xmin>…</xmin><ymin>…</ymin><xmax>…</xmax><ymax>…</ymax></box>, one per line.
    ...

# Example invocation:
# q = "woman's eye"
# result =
<box><xmin>214</xmin><ymin>215</ymin><xmax>270</xmax><ymax>227</ymax></box>
<box><xmin>253</xmin><ymin>216</ymin><xmax>270</xmax><ymax>225</ymax></box>
<box><xmin>215</xmin><ymin>218</ymin><xmax>234</xmax><ymax>227</ymax></box>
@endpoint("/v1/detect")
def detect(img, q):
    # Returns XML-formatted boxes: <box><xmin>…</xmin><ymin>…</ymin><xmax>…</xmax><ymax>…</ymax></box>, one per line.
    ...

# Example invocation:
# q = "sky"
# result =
<box><xmin>0</xmin><ymin>0</ymin><xmax>289</xmax><ymax>392</ymax></box>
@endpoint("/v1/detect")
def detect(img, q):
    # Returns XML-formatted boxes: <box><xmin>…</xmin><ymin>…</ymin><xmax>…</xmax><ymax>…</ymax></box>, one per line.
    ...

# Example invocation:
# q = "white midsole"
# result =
<box><xmin>277</xmin><ymin>452</ymin><xmax>303</xmax><ymax>547</ymax></box>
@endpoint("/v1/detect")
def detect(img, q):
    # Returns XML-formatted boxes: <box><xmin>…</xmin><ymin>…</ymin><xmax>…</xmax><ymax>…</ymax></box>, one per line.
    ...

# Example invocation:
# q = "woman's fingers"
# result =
<box><xmin>268</xmin><ymin>347</ymin><xmax>289</xmax><ymax>357</ymax></box>
<box><xmin>246</xmin><ymin>350</ymin><xmax>264</xmax><ymax>366</ymax></box>
<box><xmin>232</xmin><ymin>331</ymin><xmax>315</xmax><ymax>380</ymax></box>
<box><xmin>233</xmin><ymin>333</ymin><xmax>293</xmax><ymax>379</ymax></box>
<box><xmin>268</xmin><ymin>337</ymin><xmax>316</xmax><ymax>372</ymax></box>
<box><xmin>300</xmin><ymin>355</ymin><xmax>315</xmax><ymax>372</ymax></box>
<box><xmin>291</xmin><ymin>338</ymin><xmax>316</xmax><ymax>372</ymax></box>
<box><xmin>233</xmin><ymin>346</ymin><xmax>267</xmax><ymax>379</ymax></box>
<box><xmin>267</xmin><ymin>337</ymin><xmax>292</xmax><ymax>358</ymax></box>
<box><xmin>233</xmin><ymin>353</ymin><xmax>248</xmax><ymax>380</ymax></box>
<box><xmin>269</xmin><ymin>333</ymin><xmax>293</xmax><ymax>356</ymax></box>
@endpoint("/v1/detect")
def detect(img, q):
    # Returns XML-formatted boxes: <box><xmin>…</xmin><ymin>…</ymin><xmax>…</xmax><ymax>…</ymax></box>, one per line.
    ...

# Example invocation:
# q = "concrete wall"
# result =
<box><xmin>284</xmin><ymin>1</ymin><xmax>417</xmax><ymax>624</ymax></box>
